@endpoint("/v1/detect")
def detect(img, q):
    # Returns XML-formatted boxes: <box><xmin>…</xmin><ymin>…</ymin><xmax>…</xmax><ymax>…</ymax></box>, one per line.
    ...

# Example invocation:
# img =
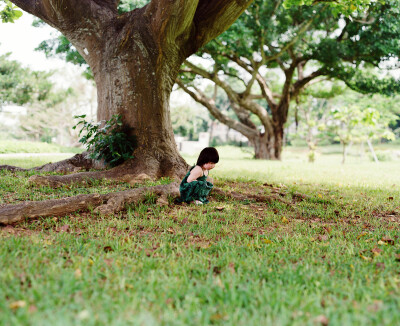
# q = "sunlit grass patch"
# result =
<box><xmin>1</xmin><ymin>150</ymin><xmax>400</xmax><ymax>325</ymax></box>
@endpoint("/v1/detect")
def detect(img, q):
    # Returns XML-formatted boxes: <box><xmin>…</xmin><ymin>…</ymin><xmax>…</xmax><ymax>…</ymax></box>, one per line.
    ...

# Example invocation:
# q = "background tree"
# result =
<box><xmin>177</xmin><ymin>0</ymin><xmax>400</xmax><ymax>160</ymax></box>
<box><xmin>171</xmin><ymin>104</ymin><xmax>209</xmax><ymax>141</ymax></box>
<box><xmin>291</xmin><ymin>81</ymin><xmax>346</xmax><ymax>162</ymax></box>
<box><xmin>0</xmin><ymin>53</ymin><xmax>53</xmax><ymax>108</ymax></box>
<box><xmin>329</xmin><ymin>105</ymin><xmax>396</xmax><ymax>164</ymax></box>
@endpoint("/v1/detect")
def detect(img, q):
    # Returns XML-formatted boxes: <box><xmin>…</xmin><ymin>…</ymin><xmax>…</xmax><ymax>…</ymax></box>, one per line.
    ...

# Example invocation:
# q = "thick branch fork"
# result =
<box><xmin>0</xmin><ymin>183</ymin><xmax>180</xmax><ymax>225</ymax></box>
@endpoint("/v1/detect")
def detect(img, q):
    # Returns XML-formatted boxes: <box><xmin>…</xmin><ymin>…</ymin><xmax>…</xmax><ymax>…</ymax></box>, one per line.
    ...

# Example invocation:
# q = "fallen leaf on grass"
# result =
<box><xmin>381</xmin><ymin>237</ymin><xmax>394</xmax><ymax>245</ymax></box>
<box><xmin>368</xmin><ymin>300</ymin><xmax>383</xmax><ymax>312</ymax></box>
<box><xmin>42</xmin><ymin>240</ymin><xmax>52</xmax><ymax>246</ymax></box>
<box><xmin>228</xmin><ymin>262</ymin><xmax>235</xmax><ymax>274</ymax></box>
<box><xmin>213</xmin><ymin>266</ymin><xmax>222</xmax><ymax>275</ymax></box>
<box><xmin>281</xmin><ymin>216</ymin><xmax>289</xmax><ymax>224</ymax></box>
<box><xmin>165</xmin><ymin>298</ymin><xmax>174</xmax><ymax>306</ymax></box>
<box><xmin>156</xmin><ymin>197</ymin><xmax>169</xmax><ymax>207</ymax></box>
<box><xmin>356</xmin><ymin>232</ymin><xmax>367</xmax><ymax>239</ymax></box>
<box><xmin>371</xmin><ymin>248</ymin><xmax>382</xmax><ymax>256</ymax></box>
<box><xmin>28</xmin><ymin>305</ymin><xmax>37</xmax><ymax>313</ymax></box>
<box><xmin>216</xmin><ymin>206</ymin><xmax>225</xmax><ymax>211</ymax></box>
<box><xmin>74</xmin><ymin>269</ymin><xmax>82</xmax><ymax>279</ymax></box>
<box><xmin>9</xmin><ymin>300</ymin><xmax>26</xmax><ymax>310</ymax></box>
<box><xmin>263</xmin><ymin>183</ymin><xmax>274</xmax><ymax>187</ymax></box>
<box><xmin>318</xmin><ymin>235</ymin><xmax>328</xmax><ymax>242</ymax></box>
<box><xmin>388</xmin><ymin>196</ymin><xmax>394</xmax><ymax>201</ymax></box>
<box><xmin>359</xmin><ymin>253</ymin><xmax>372</xmax><ymax>261</ymax></box>
<box><xmin>2</xmin><ymin>225</ymin><xmax>15</xmax><ymax>234</ymax></box>
<box><xmin>77</xmin><ymin>310</ymin><xmax>90</xmax><ymax>320</ymax></box>
<box><xmin>59</xmin><ymin>224</ymin><xmax>70</xmax><ymax>233</ymax></box>
<box><xmin>210</xmin><ymin>313</ymin><xmax>227</xmax><ymax>322</ymax></box>
<box><xmin>263</xmin><ymin>239</ymin><xmax>272</xmax><ymax>244</ymax></box>
<box><xmin>104</xmin><ymin>258</ymin><xmax>114</xmax><ymax>266</ymax></box>
<box><xmin>103</xmin><ymin>246</ymin><xmax>113</xmax><ymax>252</ymax></box>
<box><xmin>314</xmin><ymin>314</ymin><xmax>329</xmax><ymax>326</ymax></box>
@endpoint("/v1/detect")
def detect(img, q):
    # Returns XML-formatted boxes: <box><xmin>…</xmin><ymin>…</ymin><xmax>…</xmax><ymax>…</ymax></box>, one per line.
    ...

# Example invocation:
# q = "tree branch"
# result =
<box><xmin>290</xmin><ymin>68</ymin><xmax>326</xmax><ymax>98</ymax></box>
<box><xmin>215</xmin><ymin>52</ymin><xmax>279</xmax><ymax>109</ymax></box>
<box><xmin>176</xmin><ymin>79</ymin><xmax>258</xmax><ymax>140</ymax></box>
<box><xmin>144</xmin><ymin>0</ymin><xmax>199</xmax><ymax>49</ymax></box>
<box><xmin>182</xmin><ymin>59</ymin><xmax>274</xmax><ymax>136</ymax></box>
<box><xmin>10</xmin><ymin>0</ymin><xmax>117</xmax><ymax>32</ymax></box>
<box><xmin>229</xmin><ymin>100</ymin><xmax>258</xmax><ymax>130</ymax></box>
<box><xmin>193</xmin><ymin>0</ymin><xmax>254</xmax><ymax>49</ymax></box>
<box><xmin>241</xmin><ymin>61</ymin><xmax>261</xmax><ymax>98</ymax></box>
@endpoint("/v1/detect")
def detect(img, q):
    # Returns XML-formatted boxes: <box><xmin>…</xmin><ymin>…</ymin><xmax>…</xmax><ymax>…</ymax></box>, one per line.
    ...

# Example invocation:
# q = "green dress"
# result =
<box><xmin>179</xmin><ymin>166</ymin><xmax>213</xmax><ymax>204</ymax></box>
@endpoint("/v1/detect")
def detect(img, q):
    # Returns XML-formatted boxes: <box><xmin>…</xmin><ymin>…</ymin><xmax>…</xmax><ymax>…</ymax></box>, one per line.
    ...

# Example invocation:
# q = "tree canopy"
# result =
<box><xmin>177</xmin><ymin>0</ymin><xmax>400</xmax><ymax>159</ymax></box>
<box><xmin>0</xmin><ymin>0</ymin><xmax>22</xmax><ymax>22</ymax></box>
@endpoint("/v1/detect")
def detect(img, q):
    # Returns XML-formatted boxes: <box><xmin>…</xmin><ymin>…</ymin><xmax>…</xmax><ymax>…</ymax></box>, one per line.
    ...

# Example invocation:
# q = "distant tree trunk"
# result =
<box><xmin>209</xmin><ymin>120</ymin><xmax>216</xmax><ymax>145</ymax></box>
<box><xmin>272</xmin><ymin>104</ymin><xmax>289</xmax><ymax>160</ymax></box>
<box><xmin>367</xmin><ymin>139</ymin><xmax>379</xmax><ymax>163</ymax></box>
<box><xmin>251</xmin><ymin>133</ymin><xmax>273</xmax><ymax>159</ymax></box>
<box><xmin>272</xmin><ymin>125</ymin><xmax>284</xmax><ymax>160</ymax></box>
<box><xmin>342</xmin><ymin>142</ymin><xmax>348</xmax><ymax>164</ymax></box>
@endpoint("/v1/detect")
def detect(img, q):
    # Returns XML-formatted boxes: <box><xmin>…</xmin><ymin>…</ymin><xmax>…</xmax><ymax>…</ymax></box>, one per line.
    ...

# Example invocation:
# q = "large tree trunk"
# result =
<box><xmin>272</xmin><ymin>125</ymin><xmax>284</xmax><ymax>160</ymax></box>
<box><xmin>271</xmin><ymin>99</ymin><xmax>290</xmax><ymax>160</ymax></box>
<box><xmin>89</xmin><ymin>19</ymin><xmax>188</xmax><ymax>179</ymax></box>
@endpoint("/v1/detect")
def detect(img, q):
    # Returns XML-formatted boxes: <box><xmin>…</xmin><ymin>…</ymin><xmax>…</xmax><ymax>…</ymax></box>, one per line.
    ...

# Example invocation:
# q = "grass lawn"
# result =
<box><xmin>0</xmin><ymin>140</ymin><xmax>83</xmax><ymax>155</ymax></box>
<box><xmin>1</xmin><ymin>146</ymin><xmax>400</xmax><ymax>325</ymax></box>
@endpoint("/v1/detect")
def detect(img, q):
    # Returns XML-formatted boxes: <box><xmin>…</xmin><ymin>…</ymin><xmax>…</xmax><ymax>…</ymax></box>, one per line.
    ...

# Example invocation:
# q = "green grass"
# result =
<box><xmin>0</xmin><ymin>140</ymin><xmax>83</xmax><ymax>154</ymax></box>
<box><xmin>0</xmin><ymin>154</ymin><xmax>77</xmax><ymax>169</ymax></box>
<box><xmin>1</xmin><ymin>147</ymin><xmax>400</xmax><ymax>325</ymax></box>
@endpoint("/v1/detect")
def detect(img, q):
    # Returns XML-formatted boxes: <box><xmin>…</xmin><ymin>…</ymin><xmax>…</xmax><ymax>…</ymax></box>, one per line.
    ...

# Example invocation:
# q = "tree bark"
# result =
<box><xmin>271</xmin><ymin>100</ymin><xmax>290</xmax><ymax>160</ymax></box>
<box><xmin>273</xmin><ymin>125</ymin><xmax>284</xmax><ymax>160</ymax></box>
<box><xmin>251</xmin><ymin>133</ymin><xmax>273</xmax><ymax>159</ymax></box>
<box><xmin>88</xmin><ymin>10</ymin><xmax>188</xmax><ymax>179</ymax></box>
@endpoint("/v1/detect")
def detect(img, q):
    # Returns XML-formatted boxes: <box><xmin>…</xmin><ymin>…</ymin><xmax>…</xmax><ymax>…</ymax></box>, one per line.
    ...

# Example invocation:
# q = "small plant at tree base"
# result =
<box><xmin>73</xmin><ymin>114</ymin><xmax>136</xmax><ymax>167</ymax></box>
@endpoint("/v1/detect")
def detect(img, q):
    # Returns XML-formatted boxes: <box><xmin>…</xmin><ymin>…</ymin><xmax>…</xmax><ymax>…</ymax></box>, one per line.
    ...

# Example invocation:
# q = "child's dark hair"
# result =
<box><xmin>196</xmin><ymin>147</ymin><xmax>219</xmax><ymax>166</ymax></box>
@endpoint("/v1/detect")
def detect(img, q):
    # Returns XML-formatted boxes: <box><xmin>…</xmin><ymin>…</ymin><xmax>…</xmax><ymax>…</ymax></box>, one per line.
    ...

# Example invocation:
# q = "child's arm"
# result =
<box><xmin>187</xmin><ymin>166</ymin><xmax>203</xmax><ymax>183</ymax></box>
<box><xmin>207</xmin><ymin>175</ymin><xmax>214</xmax><ymax>184</ymax></box>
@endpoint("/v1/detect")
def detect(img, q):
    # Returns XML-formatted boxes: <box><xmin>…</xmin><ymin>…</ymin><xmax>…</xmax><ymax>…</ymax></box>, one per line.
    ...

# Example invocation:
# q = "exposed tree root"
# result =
<box><xmin>211</xmin><ymin>188</ymin><xmax>289</xmax><ymax>204</ymax></box>
<box><xmin>0</xmin><ymin>153</ymin><xmax>103</xmax><ymax>174</ymax></box>
<box><xmin>1</xmin><ymin>152</ymin><xmax>189</xmax><ymax>188</ymax></box>
<box><xmin>0</xmin><ymin>183</ymin><xmax>180</xmax><ymax>225</ymax></box>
